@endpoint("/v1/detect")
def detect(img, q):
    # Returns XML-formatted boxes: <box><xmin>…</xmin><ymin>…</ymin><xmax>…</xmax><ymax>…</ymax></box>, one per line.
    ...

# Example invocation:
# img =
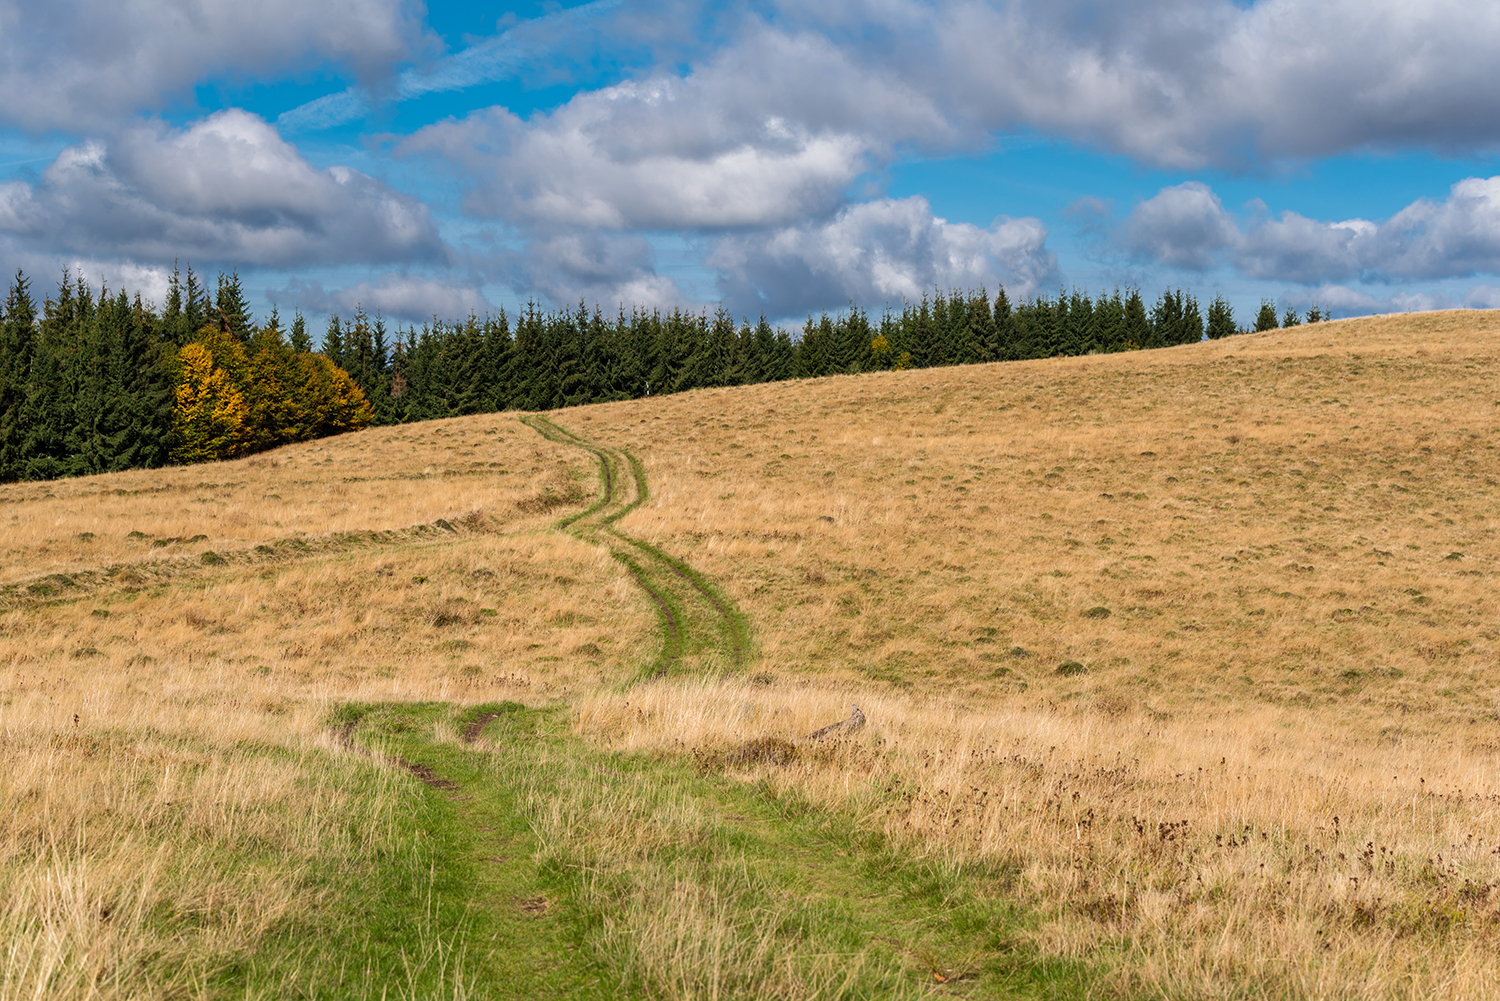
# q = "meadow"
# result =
<box><xmin>3</xmin><ymin>311</ymin><xmax>1498</xmax><ymax>999</ymax></box>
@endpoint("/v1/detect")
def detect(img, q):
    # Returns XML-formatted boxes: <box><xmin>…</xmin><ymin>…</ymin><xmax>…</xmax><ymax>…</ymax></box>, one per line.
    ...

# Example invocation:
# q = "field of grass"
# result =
<box><xmin>3</xmin><ymin>311</ymin><xmax>1499</xmax><ymax>999</ymax></box>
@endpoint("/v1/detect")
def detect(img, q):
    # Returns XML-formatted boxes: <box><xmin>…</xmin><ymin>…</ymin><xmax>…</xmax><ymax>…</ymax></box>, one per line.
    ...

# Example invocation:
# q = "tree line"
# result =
<box><xmin>0</xmin><ymin>267</ymin><xmax>371</xmax><ymax>482</ymax></box>
<box><xmin>0</xmin><ymin>266</ymin><xmax>1315</xmax><ymax>482</ymax></box>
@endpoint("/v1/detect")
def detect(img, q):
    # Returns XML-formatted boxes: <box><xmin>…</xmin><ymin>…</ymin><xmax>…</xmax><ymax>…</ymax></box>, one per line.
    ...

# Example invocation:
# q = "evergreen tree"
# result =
<box><xmin>0</xmin><ymin>271</ymin><xmax>37</xmax><ymax>481</ymax></box>
<box><xmin>290</xmin><ymin>309</ymin><xmax>311</xmax><ymax>353</ymax></box>
<box><xmin>991</xmin><ymin>286</ymin><xmax>1015</xmax><ymax>360</ymax></box>
<box><xmin>323</xmin><ymin>314</ymin><xmax>346</xmax><ymax>370</ymax></box>
<box><xmin>1094</xmin><ymin>288</ymin><xmax>1125</xmax><ymax>352</ymax></box>
<box><xmin>184</xmin><ymin>266</ymin><xmax>209</xmax><ymax>336</ymax></box>
<box><xmin>1255</xmin><ymin>300</ymin><xmax>1280</xmax><ymax>331</ymax></box>
<box><xmin>1281</xmin><ymin>304</ymin><xmax>1302</xmax><ymax>327</ymax></box>
<box><xmin>1206</xmin><ymin>293</ymin><xmax>1236</xmax><ymax>340</ymax></box>
<box><xmin>109</xmin><ymin>293</ymin><xmax>173</xmax><ymax>471</ymax></box>
<box><xmin>215</xmin><ymin>270</ymin><xmax>253</xmax><ymax>341</ymax></box>
<box><xmin>1122</xmin><ymin>288</ymin><xmax>1149</xmax><ymax>349</ymax></box>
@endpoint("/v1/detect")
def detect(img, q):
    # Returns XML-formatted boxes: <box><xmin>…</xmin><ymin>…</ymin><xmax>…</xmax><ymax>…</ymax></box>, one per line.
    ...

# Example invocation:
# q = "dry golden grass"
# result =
<box><xmin>7</xmin><ymin>311</ymin><xmax>1500</xmax><ymax>998</ymax></box>
<box><xmin>548</xmin><ymin>311</ymin><xmax>1500</xmax><ymax>999</ymax></box>
<box><xmin>573</xmin><ymin>311</ymin><xmax>1500</xmax><ymax>736</ymax></box>
<box><xmin>0</xmin><ymin>419</ymin><xmax>590</xmax><ymax>589</ymax></box>
<box><xmin>576</xmin><ymin>675</ymin><xmax>1500</xmax><ymax>999</ymax></box>
<box><xmin>0</xmin><ymin>416</ymin><xmax>657</xmax><ymax>999</ymax></box>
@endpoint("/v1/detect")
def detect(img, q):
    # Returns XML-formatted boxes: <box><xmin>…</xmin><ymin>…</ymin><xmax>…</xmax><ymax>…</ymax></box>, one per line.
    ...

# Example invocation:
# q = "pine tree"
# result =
<box><xmin>1255</xmin><ymin>300</ymin><xmax>1280</xmax><ymax>332</ymax></box>
<box><xmin>1281</xmin><ymin>304</ymin><xmax>1302</xmax><ymax>328</ymax></box>
<box><xmin>0</xmin><ymin>271</ymin><xmax>37</xmax><ymax>482</ymax></box>
<box><xmin>215</xmin><ymin>270</ymin><xmax>253</xmax><ymax>341</ymax></box>
<box><xmin>1206</xmin><ymin>293</ymin><xmax>1236</xmax><ymax>340</ymax></box>
<box><xmin>1123</xmin><ymin>288</ymin><xmax>1149</xmax><ymax>349</ymax></box>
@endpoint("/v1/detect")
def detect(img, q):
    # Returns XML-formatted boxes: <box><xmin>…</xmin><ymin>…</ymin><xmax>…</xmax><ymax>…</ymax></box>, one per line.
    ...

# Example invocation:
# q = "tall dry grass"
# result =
<box><xmin>575</xmin><ymin>675</ymin><xmax>1500</xmax><ymax>1000</ymax></box>
<box><xmin>550</xmin><ymin>312</ymin><xmax>1500</xmax><ymax>998</ymax></box>
<box><xmin>570</xmin><ymin>312</ymin><xmax>1500</xmax><ymax>736</ymax></box>
<box><xmin>0</xmin><ymin>417</ymin><xmax>655</xmax><ymax>998</ymax></box>
<box><xmin>6</xmin><ymin>312</ymin><xmax>1500</xmax><ymax>998</ymax></box>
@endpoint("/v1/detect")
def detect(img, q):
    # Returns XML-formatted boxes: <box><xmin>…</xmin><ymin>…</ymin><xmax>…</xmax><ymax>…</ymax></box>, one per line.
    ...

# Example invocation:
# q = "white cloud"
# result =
<box><xmin>1286</xmin><ymin>284</ymin><xmax>1455</xmax><ymax>317</ymax></box>
<box><xmin>708</xmin><ymin>196</ymin><xmax>1058</xmax><ymax>318</ymax></box>
<box><xmin>1464</xmin><ymin>284</ymin><xmax>1500</xmax><ymax>310</ymax></box>
<box><xmin>1121</xmin><ymin>176</ymin><xmax>1500</xmax><ymax>285</ymax></box>
<box><xmin>0</xmin><ymin>111</ymin><xmax>446</xmax><ymax>269</ymax></box>
<box><xmin>508</xmin><ymin>232</ymin><xmax>692</xmax><ymax>310</ymax></box>
<box><xmin>401</xmin><ymin>25</ymin><xmax>951</xmax><ymax>232</ymax></box>
<box><xmin>864</xmin><ymin>0</ymin><xmax>1500</xmax><ymax>168</ymax></box>
<box><xmin>270</xmin><ymin>273</ymin><xmax>493</xmax><ymax>322</ymax></box>
<box><xmin>1123</xmin><ymin>182</ymin><xmax>1239</xmax><ymax>269</ymax></box>
<box><xmin>0</xmin><ymin>0</ymin><xmax>425</xmax><ymax>132</ymax></box>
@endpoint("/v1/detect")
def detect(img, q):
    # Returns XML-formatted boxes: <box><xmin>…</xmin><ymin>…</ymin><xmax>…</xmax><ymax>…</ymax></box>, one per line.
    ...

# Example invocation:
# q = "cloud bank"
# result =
<box><xmin>710</xmin><ymin>197</ymin><xmax>1059</xmax><ymax>317</ymax></box>
<box><xmin>0</xmin><ymin>111</ymin><xmax>446</xmax><ymax>270</ymax></box>
<box><xmin>0</xmin><ymin>0</ymin><xmax>424</xmax><ymax>132</ymax></box>
<box><xmin>1122</xmin><ymin>176</ymin><xmax>1500</xmax><ymax>285</ymax></box>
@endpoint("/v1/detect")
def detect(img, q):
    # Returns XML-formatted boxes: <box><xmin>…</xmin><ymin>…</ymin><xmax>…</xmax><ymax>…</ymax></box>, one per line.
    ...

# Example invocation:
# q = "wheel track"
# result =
<box><xmin>520</xmin><ymin>413</ymin><xmax>751</xmax><ymax>679</ymax></box>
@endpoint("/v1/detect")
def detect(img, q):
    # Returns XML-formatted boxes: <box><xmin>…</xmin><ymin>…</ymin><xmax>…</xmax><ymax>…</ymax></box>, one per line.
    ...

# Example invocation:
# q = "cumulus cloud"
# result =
<box><xmin>708</xmin><ymin>196</ymin><xmax>1059</xmax><ymax>318</ymax></box>
<box><xmin>269</xmin><ymin>273</ymin><xmax>493</xmax><ymax>323</ymax></box>
<box><xmin>0</xmin><ymin>110</ymin><xmax>446</xmax><ymax>269</ymax></box>
<box><xmin>505</xmin><ymin>232</ymin><xmax>692</xmax><ymax>310</ymax></box>
<box><xmin>0</xmin><ymin>0</ymin><xmax>424</xmax><ymax>131</ymax></box>
<box><xmin>1120</xmin><ymin>176</ymin><xmax>1500</xmax><ymax>285</ymax></box>
<box><xmin>383</xmin><ymin>0</ymin><xmax>1500</xmax><ymax>187</ymax></box>
<box><xmin>856</xmin><ymin>0</ymin><xmax>1500</xmax><ymax>168</ymax></box>
<box><xmin>401</xmin><ymin>26</ymin><xmax>951</xmax><ymax>232</ymax></box>
<box><xmin>1122</xmin><ymin>182</ymin><xmax>1239</xmax><ymax>270</ymax></box>
<box><xmin>1286</xmin><ymin>284</ymin><xmax>1455</xmax><ymax>317</ymax></box>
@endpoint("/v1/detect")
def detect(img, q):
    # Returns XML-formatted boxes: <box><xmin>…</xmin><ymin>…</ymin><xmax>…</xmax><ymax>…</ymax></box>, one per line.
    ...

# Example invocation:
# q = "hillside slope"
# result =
<box><xmin>4</xmin><ymin>310</ymin><xmax>1499</xmax><ymax>1000</ymax></box>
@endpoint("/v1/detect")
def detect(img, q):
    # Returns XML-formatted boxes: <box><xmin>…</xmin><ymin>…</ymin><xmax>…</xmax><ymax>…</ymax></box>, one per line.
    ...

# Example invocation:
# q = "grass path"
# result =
<box><xmin>520</xmin><ymin>414</ymin><xmax>752</xmax><ymax>680</ymax></box>
<box><xmin>324</xmin><ymin>700</ymin><xmax>1091</xmax><ymax>1001</ymax></box>
<box><xmin>285</xmin><ymin>416</ymin><xmax>1098</xmax><ymax>1000</ymax></box>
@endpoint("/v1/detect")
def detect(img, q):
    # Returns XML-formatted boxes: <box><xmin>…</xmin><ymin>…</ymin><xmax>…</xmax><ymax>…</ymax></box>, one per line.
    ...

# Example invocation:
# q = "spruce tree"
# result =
<box><xmin>1206</xmin><ymin>294</ymin><xmax>1236</xmax><ymax>340</ymax></box>
<box><xmin>1281</xmin><ymin>304</ymin><xmax>1302</xmax><ymax>328</ymax></box>
<box><xmin>215</xmin><ymin>270</ymin><xmax>253</xmax><ymax>341</ymax></box>
<box><xmin>290</xmin><ymin>309</ymin><xmax>312</xmax><ymax>353</ymax></box>
<box><xmin>0</xmin><ymin>271</ymin><xmax>37</xmax><ymax>482</ymax></box>
<box><xmin>991</xmin><ymin>286</ymin><xmax>1015</xmax><ymax>360</ymax></box>
<box><xmin>1123</xmin><ymin>288</ymin><xmax>1149</xmax><ymax>349</ymax></box>
<box><xmin>1255</xmin><ymin>300</ymin><xmax>1280</xmax><ymax>332</ymax></box>
<box><xmin>184</xmin><ymin>266</ymin><xmax>209</xmax><ymax>335</ymax></box>
<box><xmin>323</xmin><ymin>314</ymin><xmax>346</xmax><ymax>370</ymax></box>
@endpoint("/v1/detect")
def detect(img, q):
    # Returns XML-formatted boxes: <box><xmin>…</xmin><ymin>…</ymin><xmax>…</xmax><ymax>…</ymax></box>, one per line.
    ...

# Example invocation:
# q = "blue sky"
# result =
<box><xmin>1</xmin><ymin>0</ymin><xmax>1498</xmax><ymax>331</ymax></box>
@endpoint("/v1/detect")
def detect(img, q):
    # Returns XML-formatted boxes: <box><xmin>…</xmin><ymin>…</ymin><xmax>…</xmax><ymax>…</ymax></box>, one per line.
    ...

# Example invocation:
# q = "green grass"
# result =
<box><xmin>210</xmin><ymin>700</ymin><xmax>1105</xmax><ymax>999</ymax></box>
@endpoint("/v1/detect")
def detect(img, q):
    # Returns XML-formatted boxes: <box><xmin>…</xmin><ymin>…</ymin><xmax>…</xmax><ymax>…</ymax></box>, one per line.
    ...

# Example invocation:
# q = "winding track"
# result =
<box><xmin>520</xmin><ymin>414</ymin><xmax>751</xmax><ymax>679</ymax></box>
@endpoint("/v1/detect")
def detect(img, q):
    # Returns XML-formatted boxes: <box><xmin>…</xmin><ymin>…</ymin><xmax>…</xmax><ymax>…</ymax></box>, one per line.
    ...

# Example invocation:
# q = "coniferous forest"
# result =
<box><xmin>0</xmin><ymin>266</ymin><xmax>1319</xmax><ymax>483</ymax></box>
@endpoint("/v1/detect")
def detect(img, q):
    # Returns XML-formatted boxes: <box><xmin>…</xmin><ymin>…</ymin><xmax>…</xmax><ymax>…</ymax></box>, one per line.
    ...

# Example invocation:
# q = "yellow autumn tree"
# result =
<box><xmin>169</xmin><ymin>342</ymin><xmax>249</xmax><ymax>463</ymax></box>
<box><xmin>294</xmin><ymin>353</ymin><xmax>374</xmax><ymax>438</ymax></box>
<box><xmin>169</xmin><ymin>322</ymin><xmax>373</xmax><ymax>465</ymax></box>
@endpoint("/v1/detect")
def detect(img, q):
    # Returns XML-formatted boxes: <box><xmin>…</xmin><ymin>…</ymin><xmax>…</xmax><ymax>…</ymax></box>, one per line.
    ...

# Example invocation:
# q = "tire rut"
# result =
<box><xmin>520</xmin><ymin>413</ymin><xmax>750</xmax><ymax>678</ymax></box>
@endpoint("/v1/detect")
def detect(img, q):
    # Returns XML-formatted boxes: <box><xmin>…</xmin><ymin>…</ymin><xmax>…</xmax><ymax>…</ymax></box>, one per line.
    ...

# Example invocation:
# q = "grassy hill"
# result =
<box><xmin>3</xmin><ymin>311</ymin><xmax>1498</xmax><ymax>999</ymax></box>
